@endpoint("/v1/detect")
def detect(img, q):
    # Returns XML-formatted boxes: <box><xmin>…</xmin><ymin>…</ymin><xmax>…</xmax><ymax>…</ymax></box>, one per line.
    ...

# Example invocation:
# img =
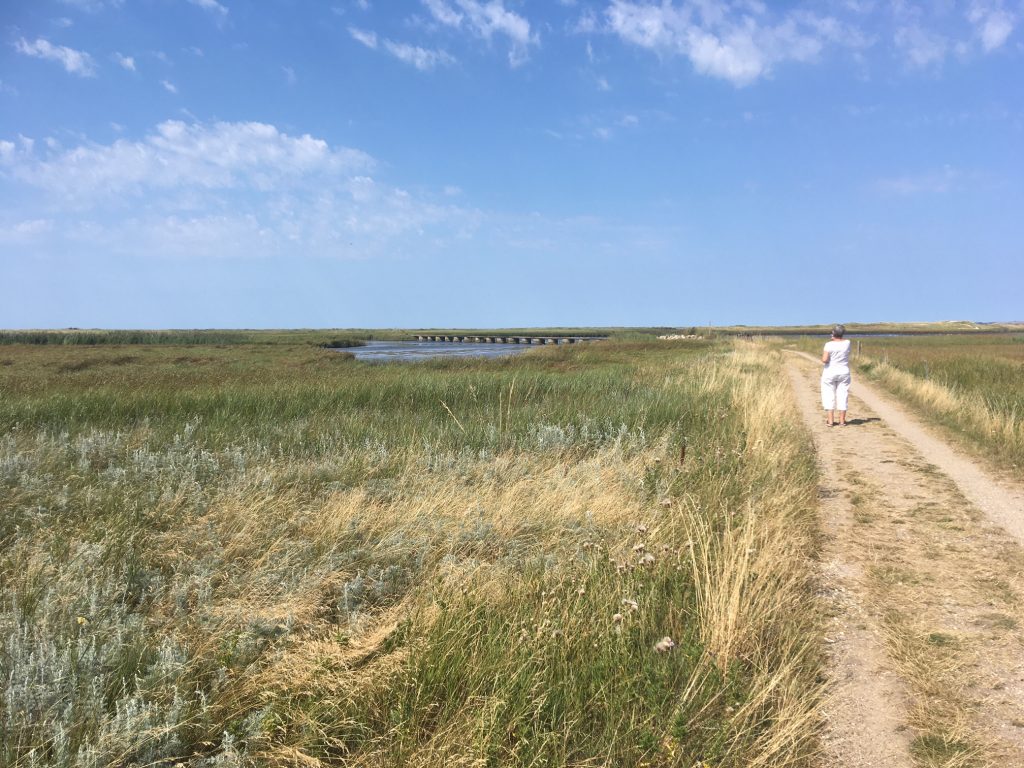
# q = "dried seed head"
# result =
<box><xmin>659</xmin><ymin>498</ymin><xmax>672</xmax><ymax>508</ymax></box>
<box><xmin>577</xmin><ymin>587</ymin><xmax>586</xmax><ymax>596</ymax></box>
<box><xmin>640</xmin><ymin>553</ymin><xmax>656</xmax><ymax>567</ymax></box>
<box><xmin>632</xmin><ymin>543</ymin><xmax>646</xmax><ymax>553</ymax></box>
<box><xmin>654</xmin><ymin>636</ymin><xmax>676</xmax><ymax>653</ymax></box>
<box><xmin>622</xmin><ymin>598</ymin><xmax>639</xmax><ymax>611</ymax></box>
<box><xmin>612</xmin><ymin>612</ymin><xmax>623</xmax><ymax>624</ymax></box>
<box><xmin>636</xmin><ymin>524</ymin><xmax>648</xmax><ymax>534</ymax></box>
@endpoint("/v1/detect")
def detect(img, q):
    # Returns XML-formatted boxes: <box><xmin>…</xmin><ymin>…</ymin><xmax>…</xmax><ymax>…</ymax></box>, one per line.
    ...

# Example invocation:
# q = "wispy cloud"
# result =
<box><xmin>422</xmin><ymin>0</ymin><xmax>538</xmax><ymax>66</ymax></box>
<box><xmin>58</xmin><ymin>0</ymin><xmax>124</xmax><ymax>11</ymax></box>
<box><xmin>383</xmin><ymin>40</ymin><xmax>456</xmax><ymax>70</ymax></box>
<box><xmin>187</xmin><ymin>0</ymin><xmax>228</xmax><ymax>18</ymax></box>
<box><xmin>350</xmin><ymin>27</ymin><xmax>455</xmax><ymax>70</ymax></box>
<box><xmin>348</xmin><ymin>26</ymin><xmax>379</xmax><ymax>48</ymax></box>
<box><xmin>603</xmin><ymin>0</ymin><xmax>864</xmax><ymax>86</ymax></box>
<box><xmin>11</xmin><ymin>120</ymin><xmax>374</xmax><ymax>197</ymax></box>
<box><xmin>112</xmin><ymin>52</ymin><xmax>135</xmax><ymax>70</ymax></box>
<box><xmin>161</xmin><ymin>79</ymin><xmax>178</xmax><ymax>93</ymax></box>
<box><xmin>967</xmin><ymin>1</ymin><xmax>1015</xmax><ymax>52</ymax></box>
<box><xmin>2</xmin><ymin>120</ymin><xmax>472</xmax><ymax>260</ymax></box>
<box><xmin>14</xmin><ymin>37</ymin><xmax>97</xmax><ymax>77</ymax></box>
<box><xmin>0</xmin><ymin>218</ymin><xmax>53</xmax><ymax>244</ymax></box>
<box><xmin>894</xmin><ymin>24</ymin><xmax>949</xmax><ymax>68</ymax></box>
<box><xmin>877</xmin><ymin>165</ymin><xmax>960</xmax><ymax>196</ymax></box>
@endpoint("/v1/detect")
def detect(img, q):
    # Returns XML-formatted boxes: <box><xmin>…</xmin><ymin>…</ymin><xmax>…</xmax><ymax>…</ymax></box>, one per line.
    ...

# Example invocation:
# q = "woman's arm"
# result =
<box><xmin>821</xmin><ymin>345</ymin><xmax>830</xmax><ymax>364</ymax></box>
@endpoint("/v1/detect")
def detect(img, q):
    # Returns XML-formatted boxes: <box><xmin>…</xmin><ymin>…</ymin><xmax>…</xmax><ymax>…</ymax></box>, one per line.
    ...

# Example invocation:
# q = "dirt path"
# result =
<box><xmin>785</xmin><ymin>351</ymin><xmax>1024</xmax><ymax>768</ymax></box>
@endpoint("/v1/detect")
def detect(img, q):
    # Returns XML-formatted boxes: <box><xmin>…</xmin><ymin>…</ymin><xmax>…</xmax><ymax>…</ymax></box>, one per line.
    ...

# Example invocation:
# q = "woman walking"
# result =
<box><xmin>821</xmin><ymin>324</ymin><xmax>852</xmax><ymax>427</ymax></box>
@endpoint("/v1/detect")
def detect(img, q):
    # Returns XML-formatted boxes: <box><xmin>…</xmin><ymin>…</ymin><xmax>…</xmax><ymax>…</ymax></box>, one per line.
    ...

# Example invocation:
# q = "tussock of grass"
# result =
<box><xmin>0</xmin><ymin>340</ymin><xmax>821</xmax><ymax>766</ymax></box>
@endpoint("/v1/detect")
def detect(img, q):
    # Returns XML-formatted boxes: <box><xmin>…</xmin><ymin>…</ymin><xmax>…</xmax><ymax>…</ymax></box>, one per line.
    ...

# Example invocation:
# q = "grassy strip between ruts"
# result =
<box><xmin>0</xmin><ymin>339</ymin><xmax>821</xmax><ymax>767</ymax></box>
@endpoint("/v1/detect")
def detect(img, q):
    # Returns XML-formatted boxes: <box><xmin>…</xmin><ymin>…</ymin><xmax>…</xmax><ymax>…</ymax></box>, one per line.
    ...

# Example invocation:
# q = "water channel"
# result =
<box><xmin>340</xmin><ymin>340</ymin><xmax>535</xmax><ymax>362</ymax></box>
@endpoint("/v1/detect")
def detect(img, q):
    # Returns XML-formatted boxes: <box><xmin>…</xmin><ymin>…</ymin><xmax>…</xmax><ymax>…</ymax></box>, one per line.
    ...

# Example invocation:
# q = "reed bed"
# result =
<box><xmin>0</xmin><ymin>339</ymin><xmax>820</xmax><ymax>766</ymax></box>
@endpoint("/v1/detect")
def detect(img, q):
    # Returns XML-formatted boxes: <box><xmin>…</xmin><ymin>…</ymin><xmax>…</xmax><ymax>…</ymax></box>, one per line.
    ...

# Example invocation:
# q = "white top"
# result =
<box><xmin>823</xmin><ymin>339</ymin><xmax>851</xmax><ymax>373</ymax></box>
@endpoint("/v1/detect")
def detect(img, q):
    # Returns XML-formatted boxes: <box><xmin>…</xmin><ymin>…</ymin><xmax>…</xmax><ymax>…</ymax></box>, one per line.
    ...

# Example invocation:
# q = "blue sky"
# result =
<box><xmin>1</xmin><ymin>0</ymin><xmax>1021</xmax><ymax>328</ymax></box>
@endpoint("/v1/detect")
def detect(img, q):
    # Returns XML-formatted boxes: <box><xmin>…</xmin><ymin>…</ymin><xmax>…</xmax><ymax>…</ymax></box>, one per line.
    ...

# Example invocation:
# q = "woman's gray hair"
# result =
<box><xmin>832</xmin><ymin>324</ymin><xmax>846</xmax><ymax>338</ymax></box>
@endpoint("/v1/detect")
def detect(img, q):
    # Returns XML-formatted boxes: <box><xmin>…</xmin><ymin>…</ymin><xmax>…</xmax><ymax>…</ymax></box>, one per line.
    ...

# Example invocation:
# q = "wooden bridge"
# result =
<box><xmin>413</xmin><ymin>335</ymin><xmax>604</xmax><ymax>345</ymax></box>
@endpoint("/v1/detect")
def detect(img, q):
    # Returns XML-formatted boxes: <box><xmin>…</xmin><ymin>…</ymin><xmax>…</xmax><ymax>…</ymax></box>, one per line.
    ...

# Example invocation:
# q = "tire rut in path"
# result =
<box><xmin>785</xmin><ymin>351</ymin><xmax>1024</xmax><ymax>768</ymax></box>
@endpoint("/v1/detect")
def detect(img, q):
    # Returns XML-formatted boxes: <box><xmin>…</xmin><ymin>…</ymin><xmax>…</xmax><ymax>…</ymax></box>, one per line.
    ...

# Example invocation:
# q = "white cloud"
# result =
<box><xmin>423</xmin><ymin>0</ymin><xmax>463</xmax><ymax>27</ymax></box>
<box><xmin>894</xmin><ymin>24</ymin><xmax>949</xmax><ymax>68</ymax></box>
<box><xmin>283</xmin><ymin>65</ymin><xmax>297</xmax><ymax>85</ymax></box>
<box><xmin>383</xmin><ymin>40</ymin><xmax>456</xmax><ymax>70</ymax></box>
<box><xmin>350</xmin><ymin>27</ymin><xmax>455</xmax><ymax>69</ymax></box>
<box><xmin>423</xmin><ymin>0</ymin><xmax>538</xmax><ymax>66</ymax></box>
<box><xmin>9</xmin><ymin>121</ymin><xmax>373</xmax><ymax>200</ymax></box>
<box><xmin>113</xmin><ymin>52</ymin><xmax>135</xmax><ymax>70</ymax></box>
<box><xmin>604</xmin><ymin>1</ymin><xmax>863</xmax><ymax>86</ymax></box>
<box><xmin>161</xmin><ymin>79</ymin><xmax>178</xmax><ymax>93</ymax></box>
<box><xmin>188</xmin><ymin>0</ymin><xmax>228</xmax><ymax>17</ymax></box>
<box><xmin>349</xmin><ymin>26</ymin><xmax>379</xmax><ymax>48</ymax></box>
<box><xmin>1</xmin><ymin>121</ymin><xmax>474</xmax><ymax>260</ymax></box>
<box><xmin>967</xmin><ymin>2</ymin><xmax>1015</xmax><ymax>52</ymax></box>
<box><xmin>14</xmin><ymin>37</ymin><xmax>97</xmax><ymax>77</ymax></box>
<box><xmin>574</xmin><ymin>9</ymin><xmax>600</xmax><ymax>34</ymax></box>
<box><xmin>0</xmin><ymin>219</ymin><xmax>53</xmax><ymax>243</ymax></box>
<box><xmin>59</xmin><ymin>0</ymin><xmax>123</xmax><ymax>11</ymax></box>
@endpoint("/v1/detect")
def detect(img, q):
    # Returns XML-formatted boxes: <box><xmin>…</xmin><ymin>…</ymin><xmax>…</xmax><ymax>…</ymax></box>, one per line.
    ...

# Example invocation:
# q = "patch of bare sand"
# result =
<box><xmin>786</xmin><ymin>351</ymin><xmax>1024</xmax><ymax>768</ymax></box>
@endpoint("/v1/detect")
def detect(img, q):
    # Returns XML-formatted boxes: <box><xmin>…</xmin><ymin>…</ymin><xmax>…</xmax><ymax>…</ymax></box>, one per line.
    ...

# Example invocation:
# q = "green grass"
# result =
<box><xmin>856</xmin><ymin>335</ymin><xmax>1024</xmax><ymax>473</ymax></box>
<box><xmin>787</xmin><ymin>333</ymin><xmax>1024</xmax><ymax>474</ymax></box>
<box><xmin>0</xmin><ymin>338</ymin><xmax>820</xmax><ymax>767</ymax></box>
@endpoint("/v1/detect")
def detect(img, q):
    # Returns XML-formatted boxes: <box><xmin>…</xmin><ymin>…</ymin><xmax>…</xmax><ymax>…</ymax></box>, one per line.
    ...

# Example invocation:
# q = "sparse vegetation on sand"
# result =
<box><xmin>0</xmin><ymin>338</ymin><xmax>820</xmax><ymax>766</ymax></box>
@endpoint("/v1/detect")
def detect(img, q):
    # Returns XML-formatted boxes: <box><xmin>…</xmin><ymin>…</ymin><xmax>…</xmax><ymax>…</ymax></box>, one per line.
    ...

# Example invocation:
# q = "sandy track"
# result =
<box><xmin>789</xmin><ymin>351</ymin><xmax>1024</xmax><ymax>546</ymax></box>
<box><xmin>785</xmin><ymin>350</ymin><xmax>1024</xmax><ymax>768</ymax></box>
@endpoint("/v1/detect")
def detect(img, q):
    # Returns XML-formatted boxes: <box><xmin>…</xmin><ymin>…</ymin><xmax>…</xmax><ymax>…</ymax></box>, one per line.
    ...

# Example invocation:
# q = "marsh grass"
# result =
<box><xmin>790</xmin><ymin>334</ymin><xmax>1024</xmax><ymax>474</ymax></box>
<box><xmin>855</xmin><ymin>336</ymin><xmax>1024</xmax><ymax>474</ymax></box>
<box><xmin>1</xmin><ymin>339</ymin><xmax>820</xmax><ymax>766</ymax></box>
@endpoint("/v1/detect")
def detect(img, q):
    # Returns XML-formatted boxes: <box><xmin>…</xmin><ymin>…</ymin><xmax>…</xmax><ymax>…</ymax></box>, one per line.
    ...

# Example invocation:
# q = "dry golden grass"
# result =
<box><xmin>1</xmin><ymin>339</ymin><xmax>824</xmax><ymax>766</ymax></box>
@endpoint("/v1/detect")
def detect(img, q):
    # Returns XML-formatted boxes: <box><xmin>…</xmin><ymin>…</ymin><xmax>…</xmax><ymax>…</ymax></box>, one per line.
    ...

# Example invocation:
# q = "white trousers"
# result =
<box><xmin>821</xmin><ymin>371</ymin><xmax>851</xmax><ymax>411</ymax></box>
